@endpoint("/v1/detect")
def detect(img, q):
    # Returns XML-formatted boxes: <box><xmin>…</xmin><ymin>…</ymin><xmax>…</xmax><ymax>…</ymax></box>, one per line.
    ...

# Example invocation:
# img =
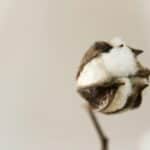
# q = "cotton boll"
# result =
<box><xmin>76</xmin><ymin>37</ymin><xmax>150</xmax><ymax>114</ymax></box>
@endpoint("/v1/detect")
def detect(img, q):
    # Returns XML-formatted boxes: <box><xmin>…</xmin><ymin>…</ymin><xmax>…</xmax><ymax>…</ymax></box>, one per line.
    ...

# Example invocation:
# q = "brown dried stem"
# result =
<box><xmin>85</xmin><ymin>105</ymin><xmax>109</xmax><ymax>150</ymax></box>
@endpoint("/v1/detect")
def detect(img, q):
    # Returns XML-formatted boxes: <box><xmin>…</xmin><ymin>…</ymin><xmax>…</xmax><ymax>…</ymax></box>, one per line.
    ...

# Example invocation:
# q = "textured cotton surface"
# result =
<box><xmin>102</xmin><ymin>45</ymin><xmax>138</xmax><ymax>77</ymax></box>
<box><xmin>77</xmin><ymin>56</ymin><xmax>110</xmax><ymax>87</ymax></box>
<box><xmin>77</xmin><ymin>38</ymin><xmax>139</xmax><ymax>87</ymax></box>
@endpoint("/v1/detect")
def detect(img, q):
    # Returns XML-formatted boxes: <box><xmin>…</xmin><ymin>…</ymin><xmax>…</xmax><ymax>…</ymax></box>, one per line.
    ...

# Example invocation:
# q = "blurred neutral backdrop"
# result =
<box><xmin>0</xmin><ymin>0</ymin><xmax>150</xmax><ymax>150</ymax></box>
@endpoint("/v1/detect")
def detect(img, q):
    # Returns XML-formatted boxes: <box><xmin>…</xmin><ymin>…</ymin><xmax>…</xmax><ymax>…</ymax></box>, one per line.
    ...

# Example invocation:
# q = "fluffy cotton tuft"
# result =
<box><xmin>77</xmin><ymin>56</ymin><xmax>111</xmax><ymax>87</ymax></box>
<box><xmin>102</xmin><ymin>44</ymin><xmax>138</xmax><ymax>77</ymax></box>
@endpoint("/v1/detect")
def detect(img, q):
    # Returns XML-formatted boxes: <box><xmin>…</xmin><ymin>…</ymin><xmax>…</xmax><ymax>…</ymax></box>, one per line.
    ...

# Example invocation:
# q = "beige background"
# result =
<box><xmin>0</xmin><ymin>0</ymin><xmax>150</xmax><ymax>150</ymax></box>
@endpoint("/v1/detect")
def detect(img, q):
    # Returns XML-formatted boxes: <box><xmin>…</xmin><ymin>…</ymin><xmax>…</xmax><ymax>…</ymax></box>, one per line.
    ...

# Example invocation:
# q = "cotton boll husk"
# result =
<box><xmin>102</xmin><ymin>77</ymin><xmax>132</xmax><ymax>113</ymax></box>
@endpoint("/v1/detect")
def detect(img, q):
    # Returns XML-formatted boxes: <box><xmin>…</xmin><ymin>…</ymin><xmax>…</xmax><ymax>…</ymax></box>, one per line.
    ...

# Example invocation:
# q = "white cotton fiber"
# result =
<box><xmin>102</xmin><ymin>46</ymin><xmax>138</xmax><ymax>77</ymax></box>
<box><xmin>77</xmin><ymin>56</ymin><xmax>111</xmax><ymax>87</ymax></box>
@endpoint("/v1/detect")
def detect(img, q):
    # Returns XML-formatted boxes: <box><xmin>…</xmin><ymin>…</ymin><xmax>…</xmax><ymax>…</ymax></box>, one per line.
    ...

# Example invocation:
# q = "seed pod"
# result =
<box><xmin>76</xmin><ymin>38</ymin><xmax>150</xmax><ymax>114</ymax></box>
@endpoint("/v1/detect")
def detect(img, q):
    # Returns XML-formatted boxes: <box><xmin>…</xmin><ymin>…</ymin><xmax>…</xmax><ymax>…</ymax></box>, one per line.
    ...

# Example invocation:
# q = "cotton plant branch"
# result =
<box><xmin>85</xmin><ymin>105</ymin><xmax>109</xmax><ymax>150</ymax></box>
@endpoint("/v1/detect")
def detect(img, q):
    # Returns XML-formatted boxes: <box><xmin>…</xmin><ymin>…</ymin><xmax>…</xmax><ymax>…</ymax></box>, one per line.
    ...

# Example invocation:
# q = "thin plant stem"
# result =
<box><xmin>85</xmin><ymin>105</ymin><xmax>109</xmax><ymax>150</ymax></box>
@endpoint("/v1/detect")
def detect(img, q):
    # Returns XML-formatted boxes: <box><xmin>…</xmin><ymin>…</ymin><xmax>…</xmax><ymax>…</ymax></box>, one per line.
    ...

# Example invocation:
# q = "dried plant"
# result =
<box><xmin>76</xmin><ymin>37</ymin><xmax>150</xmax><ymax>149</ymax></box>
